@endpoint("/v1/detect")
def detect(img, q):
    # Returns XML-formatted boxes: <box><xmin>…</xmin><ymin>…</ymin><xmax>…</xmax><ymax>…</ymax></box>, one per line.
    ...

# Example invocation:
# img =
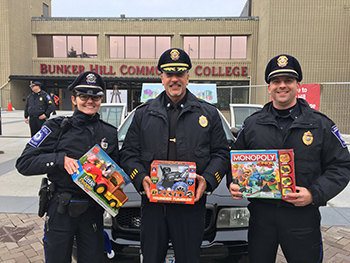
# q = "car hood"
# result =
<box><xmin>122</xmin><ymin>177</ymin><xmax>248</xmax><ymax>207</ymax></box>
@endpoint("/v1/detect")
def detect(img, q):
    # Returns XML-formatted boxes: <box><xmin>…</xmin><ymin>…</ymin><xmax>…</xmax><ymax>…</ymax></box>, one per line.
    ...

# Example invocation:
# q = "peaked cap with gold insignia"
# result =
<box><xmin>265</xmin><ymin>54</ymin><xmax>303</xmax><ymax>83</ymax></box>
<box><xmin>157</xmin><ymin>48</ymin><xmax>192</xmax><ymax>73</ymax></box>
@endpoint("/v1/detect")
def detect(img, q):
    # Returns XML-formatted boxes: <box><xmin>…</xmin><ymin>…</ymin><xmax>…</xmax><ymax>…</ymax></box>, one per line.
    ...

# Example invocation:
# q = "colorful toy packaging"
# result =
<box><xmin>150</xmin><ymin>160</ymin><xmax>196</xmax><ymax>204</ymax></box>
<box><xmin>230</xmin><ymin>149</ymin><xmax>296</xmax><ymax>199</ymax></box>
<box><xmin>72</xmin><ymin>144</ymin><xmax>131</xmax><ymax>216</ymax></box>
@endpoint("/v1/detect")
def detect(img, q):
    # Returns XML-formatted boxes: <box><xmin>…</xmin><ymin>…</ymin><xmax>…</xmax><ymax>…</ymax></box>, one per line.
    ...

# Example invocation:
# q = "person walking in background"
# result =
<box><xmin>50</xmin><ymin>92</ymin><xmax>60</xmax><ymax>115</ymax></box>
<box><xmin>120</xmin><ymin>48</ymin><xmax>230</xmax><ymax>263</ymax></box>
<box><xmin>227</xmin><ymin>54</ymin><xmax>350</xmax><ymax>263</ymax></box>
<box><xmin>24</xmin><ymin>81</ymin><xmax>55</xmax><ymax>136</ymax></box>
<box><xmin>17</xmin><ymin>72</ymin><xmax>119</xmax><ymax>263</ymax></box>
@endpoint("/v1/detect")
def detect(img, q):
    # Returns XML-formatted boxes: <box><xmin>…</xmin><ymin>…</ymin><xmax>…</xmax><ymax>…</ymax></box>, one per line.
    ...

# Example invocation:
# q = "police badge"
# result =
<box><xmin>170</xmin><ymin>49</ymin><xmax>180</xmax><ymax>61</ymax></box>
<box><xmin>302</xmin><ymin>131</ymin><xmax>313</xmax><ymax>146</ymax></box>
<box><xmin>101</xmin><ymin>137</ymin><xmax>108</xmax><ymax>150</ymax></box>
<box><xmin>199</xmin><ymin>115</ymin><xmax>208</xmax><ymax>128</ymax></box>
<box><xmin>277</xmin><ymin>55</ymin><xmax>288</xmax><ymax>68</ymax></box>
<box><xmin>86</xmin><ymin>73</ymin><xmax>97</xmax><ymax>85</ymax></box>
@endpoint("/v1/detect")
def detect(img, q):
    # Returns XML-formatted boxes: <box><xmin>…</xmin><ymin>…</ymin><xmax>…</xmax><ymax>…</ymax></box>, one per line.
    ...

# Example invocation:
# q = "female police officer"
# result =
<box><xmin>16</xmin><ymin>71</ymin><xmax>119</xmax><ymax>263</ymax></box>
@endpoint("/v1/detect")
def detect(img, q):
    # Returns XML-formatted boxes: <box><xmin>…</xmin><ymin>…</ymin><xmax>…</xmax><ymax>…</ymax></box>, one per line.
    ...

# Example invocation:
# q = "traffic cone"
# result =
<box><xmin>7</xmin><ymin>102</ymin><xmax>13</xmax><ymax>111</ymax></box>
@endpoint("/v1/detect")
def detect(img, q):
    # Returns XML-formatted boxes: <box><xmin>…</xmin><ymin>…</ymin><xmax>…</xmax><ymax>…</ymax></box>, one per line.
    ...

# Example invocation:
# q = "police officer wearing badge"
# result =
<box><xmin>16</xmin><ymin>72</ymin><xmax>119</xmax><ymax>263</ymax></box>
<box><xmin>120</xmin><ymin>48</ymin><xmax>230</xmax><ymax>263</ymax></box>
<box><xmin>24</xmin><ymin>81</ymin><xmax>55</xmax><ymax>136</ymax></box>
<box><xmin>227</xmin><ymin>54</ymin><xmax>350</xmax><ymax>263</ymax></box>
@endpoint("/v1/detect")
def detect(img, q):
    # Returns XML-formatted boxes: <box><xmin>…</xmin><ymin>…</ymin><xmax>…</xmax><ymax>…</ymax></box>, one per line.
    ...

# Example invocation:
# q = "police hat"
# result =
<box><xmin>157</xmin><ymin>48</ymin><xmax>192</xmax><ymax>73</ymax></box>
<box><xmin>265</xmin><ymin>54</ymin><xmax>303</xmax><ymax>83</ymax></box>
<box><xmin>67</xmin><ymin>71</ymin><xmax>105</xmax><ymax>96</ymax></box>
<box><xmin>29</xmin><ymin>81</ymin><xmax>41</xmax><ymax>87</ymax></box>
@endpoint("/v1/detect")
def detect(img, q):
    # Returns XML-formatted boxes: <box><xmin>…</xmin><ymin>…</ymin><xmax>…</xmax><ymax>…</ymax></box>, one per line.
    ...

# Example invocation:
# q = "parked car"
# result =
<box><xmin>229</xmin><ymin>103</ymin><xmax>263</xmax><ymax>136</ymax></box>
<box><xmin>102</xmin><ymin>106</ymin><xmax>249</xmax><ymax>263</ymax></box>
<box><xmin>99</xmin><ymin>103</ymin><xmax>128</xmax><ymax>128</ymax></box>
<box><xmin>74</xmin><ymin>104</ymin><xmax>250</xmax><ymax>263</ymax></box>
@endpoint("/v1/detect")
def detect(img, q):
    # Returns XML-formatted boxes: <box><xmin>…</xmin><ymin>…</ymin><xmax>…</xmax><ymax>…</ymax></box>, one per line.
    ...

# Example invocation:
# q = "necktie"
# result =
<box><xmin>168</xmin><ymin>105</ymin><xmax>179</xmax><ymax>160</ymax></box>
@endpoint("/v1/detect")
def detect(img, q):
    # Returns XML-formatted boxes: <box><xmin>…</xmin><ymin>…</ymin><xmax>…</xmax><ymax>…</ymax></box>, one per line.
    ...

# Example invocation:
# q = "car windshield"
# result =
<box><xmin>232</xmin><ymin>106</ymin><xmax>262</xmax><ymax>129</ymax></box>
<box><xmin>99</xmin><ymin>105</ymin><xmax>126</xmax><ymax>127</ymax></box>
<box><xmin>118</xmin><ymin>109</ymin><xmax>234</xmax><ymax>146</ymax></box>
<box><xmin>118</xmin><ymin>111</ymin><xmax>135</xmax><ymax>143</ymax></box>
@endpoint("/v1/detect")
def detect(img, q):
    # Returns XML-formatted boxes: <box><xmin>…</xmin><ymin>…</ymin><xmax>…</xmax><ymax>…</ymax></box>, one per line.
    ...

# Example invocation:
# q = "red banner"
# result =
<box><xmin>297</xmin><ymin>84</ymin><xmax>320</xmax><ymax>110</ymax></box>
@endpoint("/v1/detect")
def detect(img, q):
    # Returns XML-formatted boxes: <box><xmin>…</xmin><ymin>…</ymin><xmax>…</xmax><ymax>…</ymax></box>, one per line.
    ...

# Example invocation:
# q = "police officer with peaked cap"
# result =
<box><xmin>24</xmin><ymin>81</ymin><xmax>55</xmax><ymax>136</ymax></box>
<box><xmin>120</xmin><ymin>48</ymin><xmax>230</xmax><ymax>263</ymax></box>
<box><xmin>227</xmin><ymin>54</ymin><xmax>350</xmax><ymax>263</ymax></box>
<box><xmin>16</xmin><ymin>71</ymin><xmax>119</xmax><ymax>263</ymax></box>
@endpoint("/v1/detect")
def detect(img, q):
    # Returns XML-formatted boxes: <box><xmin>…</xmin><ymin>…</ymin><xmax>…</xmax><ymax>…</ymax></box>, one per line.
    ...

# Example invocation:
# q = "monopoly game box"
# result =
<box><xmin>230</xmin><ymin>149</ymin><xmax>296</xmax><ymax>199</ymax></box>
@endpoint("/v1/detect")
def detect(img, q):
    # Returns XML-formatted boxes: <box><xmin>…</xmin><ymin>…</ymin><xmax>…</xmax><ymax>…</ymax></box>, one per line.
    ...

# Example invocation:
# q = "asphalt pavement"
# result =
<box><xmin>1</xmin><ymin>109</ymin><xmax>350</xmax><ymax>262</ymax></box>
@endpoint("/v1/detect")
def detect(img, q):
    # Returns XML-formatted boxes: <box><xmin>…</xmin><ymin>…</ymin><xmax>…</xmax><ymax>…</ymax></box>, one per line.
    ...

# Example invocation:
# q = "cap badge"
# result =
<box><xmin>302</xmin><ymin>131</ymin><xmax>313</xmax><ymax>146</ymax></box>
<box><xmin>170</xmin><ymin>49</ymin><xmax>180</xmax><ymax>61</ymax></box>
<box><xmin>277</xmin><ymin>56</ymin><xmax>288</xmax><ymax>68</ymax></box>
<box><xmin>199</xmin><ymin>115</ymin><xmax>208</xmax><ymax>128</ymax></box>
<box><xmin>86</xmin><ymin>73</ymin><xmax>97</xmax><ymax>85</ymax></box>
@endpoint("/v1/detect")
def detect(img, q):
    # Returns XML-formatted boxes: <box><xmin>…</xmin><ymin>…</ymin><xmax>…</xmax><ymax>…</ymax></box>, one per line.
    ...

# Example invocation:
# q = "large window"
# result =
<box><xmin>110</xmin><ymin>36</ymin><xmax>171</xmax><ymax>59</ymax></box>
<box><xmin>183</xmin><ymin>36</ymin><xmax>247</xmax><ymax>59</ymax></box>
<box><xmin>37</xmin><ymin>35</ymin><xmax>98</xmax><ymax>58</ymax></box>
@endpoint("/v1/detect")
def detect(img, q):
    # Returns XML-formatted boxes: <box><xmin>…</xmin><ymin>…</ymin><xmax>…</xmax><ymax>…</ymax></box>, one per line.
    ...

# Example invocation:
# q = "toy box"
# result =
<box><xmin>72</xmin><ymin>144</ymin><xmax>131</xmax><ymax>216</ymax></box>
<box><xmin>150</xmin><ymin>160</ymin><xmax>196</xmax><ymax>204</ymax></box>
<box><xmin>230</xmin><ymin>149</ymin><xmax>296</xmax><ymax>199</ymax></box>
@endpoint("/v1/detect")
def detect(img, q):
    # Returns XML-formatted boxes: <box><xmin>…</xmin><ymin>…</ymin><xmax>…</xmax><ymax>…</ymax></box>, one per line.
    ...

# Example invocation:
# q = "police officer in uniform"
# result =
<box><xmin>120</xmin><ymin>48</ymin><xmax>230</xmax><ymax>263</ymax></box>
<box><xmin>24</xmin><ymin>81</ymin><xmax>55</xmax><ymax>136</ymax></box>
<box><xmin>16</xmin><ymin>72</ymin><xmax>119</xmax><ymax>263</ymax></box>
<box><xmin>227</xmin><ymin>54</ymin><xmax>350</xmax><ymax>263</ymax></box>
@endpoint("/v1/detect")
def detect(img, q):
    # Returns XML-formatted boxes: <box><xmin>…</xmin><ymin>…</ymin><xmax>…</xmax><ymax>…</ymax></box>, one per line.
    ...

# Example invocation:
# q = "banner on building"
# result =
<box><xmin>141</xmin><ymin>83</ymin><xmax>217</xmax><ymax>104</ymax></box>
<box><xmin>297</xmin><ymin>84</ymin><xmax>320</xmax><ymax>110</ymax></box>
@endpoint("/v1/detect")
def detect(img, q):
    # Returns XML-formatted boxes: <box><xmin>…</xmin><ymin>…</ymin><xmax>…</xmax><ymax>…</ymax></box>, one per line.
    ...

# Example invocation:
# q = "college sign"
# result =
<box><xmin>39</xmin><ymin>63</ymin><xmax>248</xmax><ymax>77</ymax></box>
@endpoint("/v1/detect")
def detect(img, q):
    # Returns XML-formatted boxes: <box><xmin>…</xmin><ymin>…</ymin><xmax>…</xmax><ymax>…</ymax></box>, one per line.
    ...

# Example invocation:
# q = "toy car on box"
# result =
<box><xmin>72</xmin><ymin>144</ymin><xmax>131</xmax><ymax>216</ymax></box>
<box><xmin>230</xmin><ymin>149</ymin><xmax>296</xmax><ymax>199</ymax></box>
<box><xmin>150</xmin><ymin>160</ymin><xmax>196</xmax><ymax>204</ymax></box>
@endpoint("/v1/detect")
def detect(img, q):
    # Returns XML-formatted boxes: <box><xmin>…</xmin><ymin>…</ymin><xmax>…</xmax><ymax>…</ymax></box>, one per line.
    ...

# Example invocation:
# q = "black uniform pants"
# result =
<box><xmin>248</xmin><ymin>201</ymin><xmax>323</xmax><ymax>263</ymax></box>
<box><xmin>140</xmin><ymin>196</ymin><xmax>206</xmax><ymax>263</ymax></box>
<box><xmin>29</xmin><ymin>117</ymin><xmax>46</xmax><ymax>136</ymax></box>
<box><xmin>44</xmin><ymin>202</ymin><xmax>104</xmax><ymax>263</ymax></box>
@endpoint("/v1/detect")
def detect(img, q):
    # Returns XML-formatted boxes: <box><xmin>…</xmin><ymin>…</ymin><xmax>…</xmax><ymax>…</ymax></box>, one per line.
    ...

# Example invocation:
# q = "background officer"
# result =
<box><xmin>227</xmin><ymin>54</ymin><xmax>350</xmax><ymax>263</ymax></box>
<box><xmin>24</xmin><ymin>81</ymin><xmax>55</xmax><ymax>136</ymax></box>
<box><xmin>16</xmin><ymin>72</ymin><xmax>119</xmax><ymax>263</ymax></box>
<box><xmin>120</xmin><ymin>48</ymin><xmax>230</xmax><ymax>263</ymax></box>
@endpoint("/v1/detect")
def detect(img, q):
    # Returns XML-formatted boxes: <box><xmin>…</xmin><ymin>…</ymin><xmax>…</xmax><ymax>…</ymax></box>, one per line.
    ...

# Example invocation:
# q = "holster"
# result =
<box><xmin>68</xmin><ymin>198</ymin><xmax>89</xmax><ymax>218</ymax></box>
<box><xmin>38</xmin><ymin>178</ymin><xmax>49</xmax><ymax>217</ymax></box>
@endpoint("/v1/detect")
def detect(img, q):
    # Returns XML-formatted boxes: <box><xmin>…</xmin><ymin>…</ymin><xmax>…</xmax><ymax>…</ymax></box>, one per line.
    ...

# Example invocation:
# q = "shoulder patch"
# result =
<box><xmin>331</xmin><ymin>125</ymin><xmax>347</xmax><ymax>148</ymax></box>
<box><xmin>46</xmin><ymin>94</ymin><xmax>53</xmax><ymax>102</ymax></box>
<box><xmin>29</xmin><ymin>125</ymin><xmax>52</xmax><ymax>147</ymax></box>
<box><xmin>236</xmin><ymin>123</ymin><xmax>245</xmax><ymax>139</ymax></box>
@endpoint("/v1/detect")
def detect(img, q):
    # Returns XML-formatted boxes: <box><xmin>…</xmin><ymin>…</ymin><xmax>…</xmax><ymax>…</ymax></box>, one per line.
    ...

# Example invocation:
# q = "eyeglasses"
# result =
<box><xmin>76</xmin><ymin>94</ymin><xmax>102</xmax><ymax>102</ymax></box>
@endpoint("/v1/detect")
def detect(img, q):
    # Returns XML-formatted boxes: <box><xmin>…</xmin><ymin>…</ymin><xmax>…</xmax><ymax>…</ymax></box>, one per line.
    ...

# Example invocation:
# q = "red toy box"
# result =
<box><xmin>150</xmin><ymin>160</ymin><xmax>196</xmax><ymax>204</ymax></box>
<box><xmin>230</xmin><ymin>149</ymin><xmax>296</xmax><ymax>199</ymax></box>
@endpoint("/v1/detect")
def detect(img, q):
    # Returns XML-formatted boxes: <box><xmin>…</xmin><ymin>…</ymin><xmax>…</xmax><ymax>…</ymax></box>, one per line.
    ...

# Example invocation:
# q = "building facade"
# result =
<box><xmin>1</xmin><ymin>0</ymin><xmax>350</xmax><ymax>131</ymax></box>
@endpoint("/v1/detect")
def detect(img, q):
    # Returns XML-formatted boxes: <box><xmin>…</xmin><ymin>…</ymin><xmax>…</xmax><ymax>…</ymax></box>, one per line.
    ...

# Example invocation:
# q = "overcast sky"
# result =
<box><xmin>51</xmin><ymin>0</ymin><xmax>247</xmax><ymax>17</ymax></box>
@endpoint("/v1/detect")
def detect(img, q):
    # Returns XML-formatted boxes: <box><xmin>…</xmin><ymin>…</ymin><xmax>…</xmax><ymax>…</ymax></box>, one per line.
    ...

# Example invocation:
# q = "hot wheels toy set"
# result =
<box><xmin>150</xmin><ymin>160</ymin><xmax>196</xmax><ymax>204</ymax></box>
<box><xmin>72</xmin><ymin>144</ymin><xmax>131</xmax><ymax>216</ymax></box>
<box><xmin>230</xmin><ymin>149</ymin><xmax>296</xmax><ymax>199</ymax></box>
